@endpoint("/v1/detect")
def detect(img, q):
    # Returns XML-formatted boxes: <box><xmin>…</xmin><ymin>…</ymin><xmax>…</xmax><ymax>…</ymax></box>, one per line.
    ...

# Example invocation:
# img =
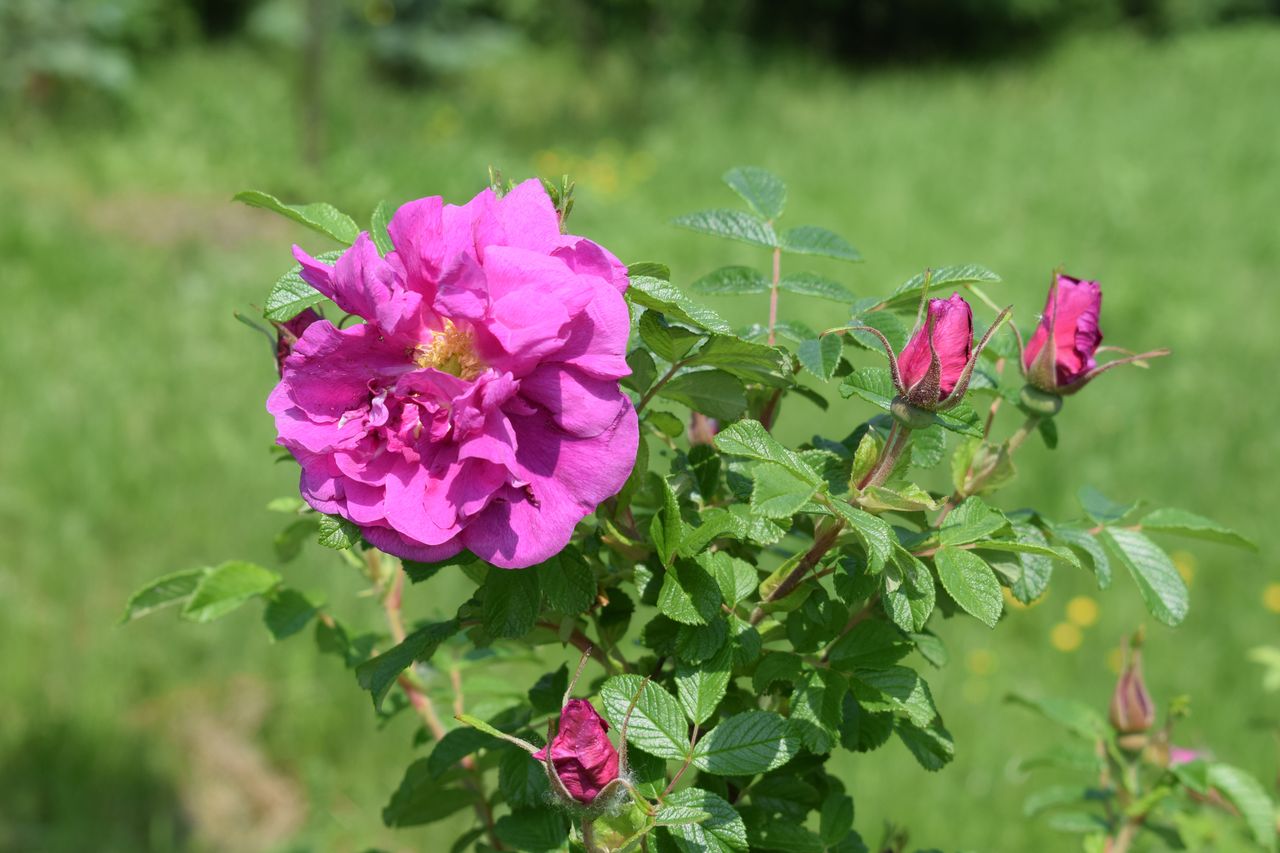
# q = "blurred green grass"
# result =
<box><xmin>2</xmin><ymin>23</ymin><xmax>1278</xmax><ymax>852</ymax></box>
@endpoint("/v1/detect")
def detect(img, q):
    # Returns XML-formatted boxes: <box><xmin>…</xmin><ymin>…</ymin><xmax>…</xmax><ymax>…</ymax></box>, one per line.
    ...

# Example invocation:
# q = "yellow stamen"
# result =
<box><xmin>411</xmin><ymin>321</ymin><xmax>483</xmax><ymax>379</ymax></box>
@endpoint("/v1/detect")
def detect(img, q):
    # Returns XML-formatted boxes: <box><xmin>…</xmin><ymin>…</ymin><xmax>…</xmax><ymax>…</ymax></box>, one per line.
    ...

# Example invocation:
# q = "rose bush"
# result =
<box><xmin>126</xmin><ymin>169</ymin><xmax>1269</xmax><ymax>853</ymax></box>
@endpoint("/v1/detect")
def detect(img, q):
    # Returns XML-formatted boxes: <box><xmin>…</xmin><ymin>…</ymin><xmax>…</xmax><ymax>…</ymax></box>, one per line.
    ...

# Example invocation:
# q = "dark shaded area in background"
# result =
<box><xmin>4</xmin><ymin>0</ymin><xmax>1280</xmax><ymax>114</ymax></box>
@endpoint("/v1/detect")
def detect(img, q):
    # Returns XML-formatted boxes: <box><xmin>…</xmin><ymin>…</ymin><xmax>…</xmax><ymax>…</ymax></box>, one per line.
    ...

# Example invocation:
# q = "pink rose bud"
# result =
<box><xmin>274</xmin><ymin>308</ymin><xmax>323</xmax><ymax>376</ymax></box>
<box><xmin>1023</xmin><ymin>273</ymin><xmax>1102</xmax><ymax>393</ymax></box>
<box><xmin>534</xmin><ymin>699</ymin><xmax>620</xmax><ymax>804</ymax></box>
<box><xmin>897</xmin><ymin>292</ymin><xmax>974</xmax><ymax>402</ymax></box>
<box><xmin>688</xmin><ymin>412</ymin><xmax>719</xmax><ymax>446</ymax></box>
<box><xmin>1110</xmin><ymin>645</ymin><xmax>1156</xmax><ymax>736</ymax></box>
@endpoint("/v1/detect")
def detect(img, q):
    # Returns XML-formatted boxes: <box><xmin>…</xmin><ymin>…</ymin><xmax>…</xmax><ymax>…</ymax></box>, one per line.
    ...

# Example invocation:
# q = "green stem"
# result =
<box><xmin>856</xmin><ymin>421</ymin><xmax>912</xmax><ymax>491</ymax></box>
<box><xmin>636</xmin><ymin>360</ymin><xmax>685</xmax><ymax>414</ymax></box>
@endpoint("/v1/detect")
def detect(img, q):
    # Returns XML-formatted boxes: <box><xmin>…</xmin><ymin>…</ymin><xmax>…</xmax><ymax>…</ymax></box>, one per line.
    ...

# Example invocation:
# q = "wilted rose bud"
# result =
<box><xmin>274</xmin><ymin>308</ymin><xmax>322</xmax><ymax>376</ymax></box>
<box><xmin>688</xmin><ymin>413</ymin><xmax>719</xmax><ymax>446</ymax></box>
<box><xmin>534</xmin><ymin>699</ymin><xmax>620</xmax><ymax>804</ymax></box>
<box><xmin>1110</xmin><ymin>643</ymin><xmax>1156</xmax><ymax>738</ymax></box>
<box><xmin>1023</xmin><ymin>272</ymin><xmax>1167</xmax><ymax>396</ymax></box>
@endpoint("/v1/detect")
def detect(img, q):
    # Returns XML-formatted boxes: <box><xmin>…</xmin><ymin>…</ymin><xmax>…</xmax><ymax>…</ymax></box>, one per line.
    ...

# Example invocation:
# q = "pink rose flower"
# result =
<box><xmin>268</xmin><ymin>180</ymin><xmax>638</xmax><ymax>569</ymax></box>
<box><xmin>1109</xmin><ymin>646</ymin><xmax>1155</xmax><ymax>735</ymax></box>
<box><xmin>1023</xmin><ymin>273</ymin><xmax>1103</xmax><ymax>392</ymax></box>
<box><xmin>897</xmin><ymin>292</ymin><xmax>974</xmax><ymax>401</ymax></box>
<box><xmin>274</xmin><ymin>307</ymin><xmax>322</xmax><ymax>376</ymax></box>
<box><xmin>534</xmin><ymin>699</ymin><xmax>621</xmax><ymax>804</ymax></box>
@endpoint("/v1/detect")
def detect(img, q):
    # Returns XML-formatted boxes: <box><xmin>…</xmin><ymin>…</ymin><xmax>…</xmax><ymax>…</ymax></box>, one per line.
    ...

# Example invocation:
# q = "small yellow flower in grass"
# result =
<box><xmin>1263</xmin><ymin>582</ymin><xmax>1280</xmax><ymax>614</ymax></box>
<box><xmin>1050</xmin><ymin>622</ymin><xmax>1083</xmax><ymax>652</ymax></box>
<box><xmin>1066</xmin><ymin>596</ymin><xmax>1099</xmax><ymax>628</ymax></box>
<box><xmin>966</xmin><ymin>649</ymin><xmax>994</xmax><ymax>676</ymax></box>
<box><xmin>1172</xmin><ymin>550</ymin><xmax>1197</xmax><ymax>586</ymax></box>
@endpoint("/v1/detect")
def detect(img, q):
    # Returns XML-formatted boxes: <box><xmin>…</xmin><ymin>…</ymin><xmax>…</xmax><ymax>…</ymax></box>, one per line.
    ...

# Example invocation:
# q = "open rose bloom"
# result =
<box><xmin>268</xmin><ymin>180</ymin><xmax>638</xmax><ymax>568</ymax></box>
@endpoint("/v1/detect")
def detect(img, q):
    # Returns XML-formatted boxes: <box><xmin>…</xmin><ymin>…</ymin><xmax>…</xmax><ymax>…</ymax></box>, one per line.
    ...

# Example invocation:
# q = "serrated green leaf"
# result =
<box><xmin>122</xmin><ymin>568</ymin><xmax>207</xmax><ymax>622</ymax></box>
<box><xmin>1078</xmin><ymin>486</ymin><xmax>1140</xmax><ymax>525</ymax></box>
<box><xmin>1207</xmin><ymin>764</ymin><xmax>1276</xmax><ymax>847</ymax></box>
<box><xmin>624</xmin><ymin>348</ymin><xmax>658</xmax><ymax>394</ymax></box>
<box><xmin>827</xmin><ymin>620</ymin><xmax>911</xmax><ymax>670</ymax></box>
<box><xmin>1099</xmin><ymin>528</ymin><xmax>1188</xmax><ymax>626</ymax></box>
<box><xmin>791</xmin><ymin>668</ymin><xmax>848</xmax><ymax>754</ymax></box>
<box><xmin>381</xmin><ymin>760</ymin><xmax>474</xmax><ymax>827</ymax></box>
<box><xmin>628</xmin><ymin>261</ymin><xmax>670</xmax><ymax>280</ymax></box>
<box><xmin>662</xmin><ymin>787</ymin><xmax>748</xmax><ymax>853</ymax></box>
<box><xmin>180</xmin><ymin>561</ymin><xmax>280</xmax><ymax>623</ymax></box>
<box><xmin>779</xmin><ymin>226</ymin><xmax>861</xmax><ymax>262</ymax></box>
<box><xmin>528</xmin><ymin>664</ymin><xmax>570</xmax><ymax>714</ymax></box>
<box><xmin>713</xmin><ymin>419</ymin><xmax>823</xmax><ymax>487</ymax></box>
<box><xmin>700</xmin><ymin>550</ymin><xmax>757</xmax><ymax>606</ymax></box>
<box><xmin>481</xmin><ymin>566</ymin><xmax>542</xmax><ymax>638</ymax></box>
<box><xmin>263</xmin><ymin>250</ymin><xmax>343</xmax><ymax>321</ymax></box>
<box><xmin>600</xmin><ymin>674</ymin><xmax>689</xmax><ymax>761</ymax></box>
<box><xmin>263</xmin><ymin>587</ymin><xmax>322</xmax><ymax>641</ymax></box>
<box><xmin>847</xmin><ymin>310</ymin><xmax>908</xmax><ymax>352</ymax></box>
<box><xmin>355</xmin><ymin>619</ymin><xmax>459</xmax><ymax>710</ymax></box>
<box><xmin>692</xmin><ymin>711</ymin><xmax>799</xmax><ymax>775</ymax></box>
<box><xmin>499</xmin><ymin>749</ymin><xmax>550</xmax><ymax>809</ymax></box>
<box><xmin>853</xmin><ymin>666</ymin><xmax>937</xmax><ymax>727</ymax></box>
<box><xmin>1049</xmin><ymin>524</ymin><xmax>1112</xmax><ymax>588</ymax></box>
<box><xmin>723</xmin><ymin>166</ymin><xmax>787</xmax><ymax>220</ymax></box>
<box><xmin>676</xmin><ymin>642</ymin><xmax>732</xmax><ymax>725</ymax></box>
<box><xmin>1005</xmin><ymin>693</ymin><xmax>1108</xmax><ymax>739</ymax></box>
<box><xmin>895</xmin><ymin>718</ymin><xmax>955</xmax><ymax>771</ymax></box>
<box><xmin>748</xmin><ymin>823</ymin><xmax>825</xmax><ymax>853</ymax></box>
<box><xmin>685</xmin><ymin>335</ymin><xmax>791</xmax><ymax>387</ymax></box>
<box><xmin>641</xmin><ymin>310</ymin><xmax>704</xmax><ymax>363</ymax></box>
<box><xmin>317</xmin><ymin>514</ymin><xmax>361</xmax><ymax>549</ymax></box>
<box><xmin>658</xmin><ymin>370</ymin><xmax>748</xmax><ymax>421</ymax></box>
<box><xmin>672</xmin><ymin>209</ymin><xmax>778</xmax><ymax>249</ymax></box>
<box><xmin>627</xmin><ymin>276</ymin><xmax>734</xmax><ymax>335</ymax></box>
<box><xmin>820</xmin><ymin>793</ymin><xmax>855</xmax><ymax>847</ymax></box>
<box><xmin>234</xmin><ymin>190</ymin><xmax>359</xmax><ymax>244</ymax></box>
<box><xmin>657</xmin><ymin>558</ymin><xmax>722</xmax><ymax>626</ymax></box>
<box><xmin>797</xmin><ymin>335</ymin><xmax>842</xmax><ymax>381</ymax></box>
<box><xmin>779</xmin><ymin>272</ymin><xmax>855</xmax><ymax>302</ymax></box>
<box><xmin>494</xmin><ymin>809</ymin><xmax>569</xmax><ymax>852</ymax></box>
<box><xmin>826</xmin><ymin>502</ymin><xmax>894</xmax><ymax>574</ymax></box>
<box><xmin>751</xmin><ymin>462</ymin><xmax>820</xmax><ymax>519</ymax></box>
<box><xmin>370</xmin><ymin>199</ymin><xmax>394</xmax><ymax>255</ymax></box>
<box><xmin>939</xmin><ymin>496</ymin><xmax>1010</xmax><ymax>545</ymax></box>
<box><xmin>404</xmin><ymin>551</ymin><xmax>480</xmax><ymax>584</ymax></box>
<box><xmin>1008</xmin><ymin>523</ymin><xmax>1056</xmax><ymax>604</ymax></box>
<box><xmin>839</xmin><ymin>366</ymin><xmax>896</xmax><ymax>411</ymax></box>
<box><xmin>1140</xmin><ymin>508</ymin><xmax>1256</xmax><ymax>550</ymax></box>
<box><xmin>677</xmin><ymin>617</ymin><xmax>729</xmax><ymax>664</ymax></box>
<box><xmin>880</xmin><ymin>264</ymin><xmax>1000</xmax><ymax>312</ymax></box>
<box><xmin>539</xmin><ymin>547</ymin><xmax>596</xmax><ymax>614</ymax></box>
<box><xmin>932</xmin><ymin>401</ymin><xmax>984</xmax><ymax>438</ymax></box>
<box><xmin>690</xmin><ymin>265</ymin><xmax>770</xmax><ymax>296</ymax></box>
<box><xmin>934</xmin><ymin>546</ymin><xmax>1003</xmax><ymax>628</ymax></box>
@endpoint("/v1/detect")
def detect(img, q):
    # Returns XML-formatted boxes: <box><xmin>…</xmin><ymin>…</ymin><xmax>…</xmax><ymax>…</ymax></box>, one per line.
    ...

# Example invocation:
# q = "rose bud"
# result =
<box><xmin>1110</xmin><ymin>642</ymin><xmax>1156</xmax><ymax>743</ymax></box>
<box><xmin>534</xmin><ymin>699</ymin><xmax>621</xmax><ymax>805</ymax></box>
<box><xmin>273</xmin><ymin>308</ymin><xmax>322</xmax><ymax>376</ymax></box>
<box><xmin>688</xmin><ymin>413</ymin><xmax>719</xmax><ymax>446</ymax></box>
<box><xmin>1023</xmin><ymin>272</ymin><xmax>1168</xmax><ymax>396</ymax></box>
<box><xmin>851</xmin><ymin>290</ymin><xmax>1011</xmax><ymax>425</ymax></box>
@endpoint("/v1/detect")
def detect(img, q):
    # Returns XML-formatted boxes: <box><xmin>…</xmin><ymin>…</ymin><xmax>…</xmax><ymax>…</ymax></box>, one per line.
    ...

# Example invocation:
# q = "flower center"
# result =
<box><xmin>411</xmin><ymin>320</ymin><xmax>483</xmax><ymax>380</ymax></box>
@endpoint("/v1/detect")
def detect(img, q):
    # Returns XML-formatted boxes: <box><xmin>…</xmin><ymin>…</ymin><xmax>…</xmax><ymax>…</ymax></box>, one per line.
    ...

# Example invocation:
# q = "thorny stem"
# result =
<box><xmin>748</xmin><ymin>521</ymin><xmax>843</xmax><ymax>626</ymax></box>
<box><xmin>636</xmin><ymin>359</ymin><xmax>686</xmax><ymax>415</ymax></box>
<box><xmin>581</xmin><ymin>817</ymin><xmax>599</xmax><ymax>853</ymax></box>
<box><xmin>856</xmin><ymin>421</ymin><xmax>912</xmax><ymax>491</ymax></box>
<box><xmin>381</xmin><ymin>563</ymin><xmax>504</xmax><ymax>850</ymax></box>
<box><xmin>662</xmin><ymin>723</ymin><xmax>701</xmax><ymax>796</ymax></box>
<box><xmin>767</xmin><ymin>246</ymin><xmax>781</xmax><ymax>346</ymax></box>
<box><xmin>535</xmin><ymin>621</ymin><xmax>618</xmax><ymax>674</ymax></box>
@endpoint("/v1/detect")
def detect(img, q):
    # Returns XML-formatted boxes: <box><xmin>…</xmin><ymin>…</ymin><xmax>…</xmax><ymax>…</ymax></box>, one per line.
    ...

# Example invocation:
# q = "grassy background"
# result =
<box><xmin>2</xmin><ymin>22</ymin><xmax>1278</xmax><ymax>851</ymax></box>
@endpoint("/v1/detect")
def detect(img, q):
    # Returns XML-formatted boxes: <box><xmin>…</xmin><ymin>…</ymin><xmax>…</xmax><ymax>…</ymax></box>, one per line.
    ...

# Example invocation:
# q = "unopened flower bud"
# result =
<box><xmin>1110</xmin><ymin>643</ymin><xmax>1156</xmax><ymax>738</ymax></box>
<box><xmin>688</xmin><ymin>412</ymin><xmax>719</xmax><ymax>446</ymax></box>
<box><xmin>535</xmin><ymin>699</ymin><xmax>620</xmax><ymax>805</ymax></box>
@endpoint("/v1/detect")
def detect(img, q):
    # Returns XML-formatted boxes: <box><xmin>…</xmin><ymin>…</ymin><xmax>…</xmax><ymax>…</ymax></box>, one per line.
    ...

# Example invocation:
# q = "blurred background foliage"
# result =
<box><xmin>2</xmin><ymin>1</ymin><xmax>1278</xmax><ymax>851</ymax></box>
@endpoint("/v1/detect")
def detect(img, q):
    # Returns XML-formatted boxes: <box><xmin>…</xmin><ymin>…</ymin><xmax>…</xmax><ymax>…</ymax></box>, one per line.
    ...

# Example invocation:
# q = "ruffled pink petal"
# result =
<box><xmin>362</xmin><ymin>524</ymin><xmax>465</xmax><ymax>564</ymax></box>
<box><xmin>519</xmin><ymin>364</ymin><xmax>632</xmax><ymax>438</ymax></box>
<box><xmin>545</xmin><ymin>276</ymin><xmax>632</xmax><ymax>379</ymax></box>
<box><xmin>276</xmin><ymin>322</ymin><xmax>410</xmax><ymax>420</ymax></box>
<box><xmin>387</xmin><ymin>196</ymin><xmax>445</xmax><ymax>297</ymax></box>
<box><xmin>552</xmin><ymin>237</ymin><xmax>629</xmax><ymax>293</ymax></box>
